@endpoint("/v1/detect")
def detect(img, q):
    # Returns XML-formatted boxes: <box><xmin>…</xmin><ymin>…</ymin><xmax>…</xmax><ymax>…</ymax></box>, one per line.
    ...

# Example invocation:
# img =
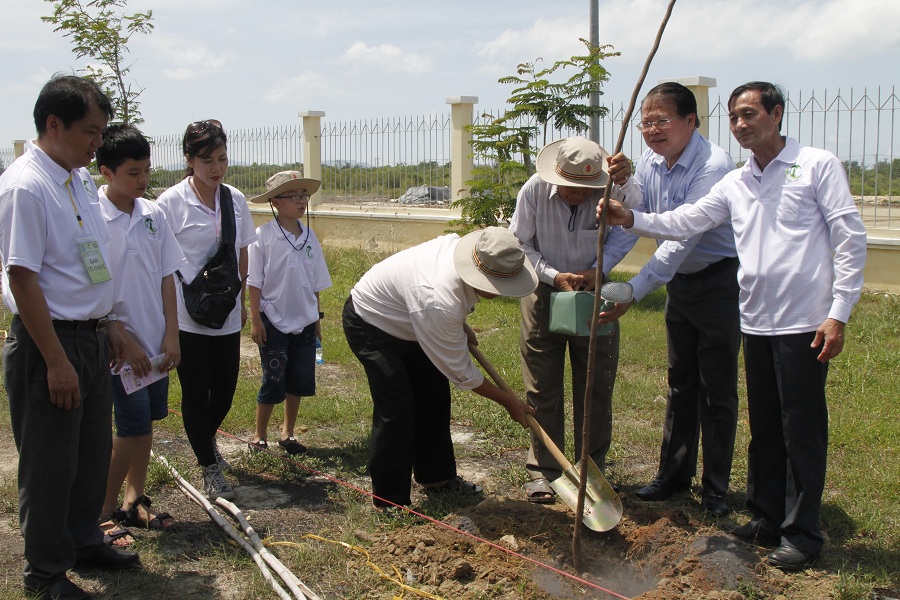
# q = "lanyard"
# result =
<box><xmin>64</xmin><ymin>174</ymin><xmax>84</xmax><ymax>228</ymax></box>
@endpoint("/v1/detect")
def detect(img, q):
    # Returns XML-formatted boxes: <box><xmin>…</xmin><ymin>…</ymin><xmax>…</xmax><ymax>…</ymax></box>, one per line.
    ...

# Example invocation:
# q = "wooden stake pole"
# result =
<box><xmin>573</xmin><ymin>0</ymin><xmax>679</xmax><ymax>571</ymax></box>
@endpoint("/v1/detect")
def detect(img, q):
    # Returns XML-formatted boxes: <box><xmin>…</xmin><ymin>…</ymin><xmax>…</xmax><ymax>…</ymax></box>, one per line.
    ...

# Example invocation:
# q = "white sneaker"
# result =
<box><xmin>203</xmin><ymin>464</ymin><xmax>235</xmax><ymax>500</ymax></box>
<box><xmin>211</xmin><ymin>436</ymin><xmax>231</xmax><ymax>471</ymax></box>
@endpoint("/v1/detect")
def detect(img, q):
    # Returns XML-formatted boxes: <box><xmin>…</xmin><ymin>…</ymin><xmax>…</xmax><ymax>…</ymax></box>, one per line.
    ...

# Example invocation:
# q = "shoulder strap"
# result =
<box><xmin>218</xmin><ymin>185</ymin><xmax>237</xmax><ymax>248</ymax></box>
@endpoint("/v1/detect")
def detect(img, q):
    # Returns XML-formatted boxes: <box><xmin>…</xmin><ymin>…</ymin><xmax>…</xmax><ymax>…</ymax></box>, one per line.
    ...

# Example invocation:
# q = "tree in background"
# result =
<box><xmin>453</xmin><ymin>39</ymin><xmax>618</xmax><ymax>229</ymax></box>
<box><xmin>42</xmin><ymin>0</ymin><xmax>154</xmax><ymax>125</ymax></box>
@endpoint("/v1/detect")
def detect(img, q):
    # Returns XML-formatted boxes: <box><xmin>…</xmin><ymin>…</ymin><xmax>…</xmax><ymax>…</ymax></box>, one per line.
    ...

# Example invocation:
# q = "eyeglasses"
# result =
<box><xmin>635</xmin><ymin>118</ymin><xmax>678</xmax><ymax>132</ymax></box>
<box><xmin>186</xmin><ymin>119</ymin><xmax>223</xmax><ymax>135</ymax></box>
<box><xmin>274</xmin><ymin>193</ymin><xmax>310</xmax><ymax>203</ymax></box>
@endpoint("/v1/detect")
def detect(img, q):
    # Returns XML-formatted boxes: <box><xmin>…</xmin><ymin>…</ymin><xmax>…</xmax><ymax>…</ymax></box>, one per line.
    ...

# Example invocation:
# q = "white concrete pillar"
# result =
<box><xmin>446</xmin><ymin>96</ymin><xmax>478</xmax><ymax>215</ymax></box>
<box><xmin>658</xmin><ymin>76</ymin><xmax>716</xmax><ymax>138</ymax></box>
<box><xmin>14</xmin><ymin>140</ymin><xmax>26</xmax><ymax>159</ymax></box>
<box><xmin>299</xmin><ymin>111</ymin><xmax>325</xmax><ymax>209</ymax></box>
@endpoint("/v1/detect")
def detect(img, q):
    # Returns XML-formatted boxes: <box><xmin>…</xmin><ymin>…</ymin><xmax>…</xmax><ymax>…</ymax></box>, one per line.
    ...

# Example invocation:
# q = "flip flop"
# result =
<box><xmin>278</xmin><ymin>436</ymin><xmax>307</xmax><ymax>455</ymax></box>
<box><xmin>121</xmin><ymin>495</ymin><xmax>177</xmax><ymax>531</ymax></box>
<box><xmin>524</xmin><ymin>478</ymin><xmax>556</xmax><ymax>504</ymax></box>
<box><xmin>423</xmin><ymin>476</ymin><xmax>483</xmax><ymax>496</ymax></box>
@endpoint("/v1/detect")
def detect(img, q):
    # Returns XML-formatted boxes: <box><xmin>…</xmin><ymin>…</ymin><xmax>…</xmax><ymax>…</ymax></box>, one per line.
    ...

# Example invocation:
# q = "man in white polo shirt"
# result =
<box><xmin>0</xmin><ymin>74</ymin><xmax>139</xmax><ymax>600</ymax></box>
<box><xmin>598</xmin><ymin>81</ymin><xmax>867</xmax><ymax>571</ymax></box>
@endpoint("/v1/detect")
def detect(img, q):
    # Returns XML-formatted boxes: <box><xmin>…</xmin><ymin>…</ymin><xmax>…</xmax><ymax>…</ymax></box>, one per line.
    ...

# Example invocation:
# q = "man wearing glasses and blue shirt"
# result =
<box><xmin>605</xmin><ymin>82</ymin><xmax>740</xmax><ymax>518</ymax></box>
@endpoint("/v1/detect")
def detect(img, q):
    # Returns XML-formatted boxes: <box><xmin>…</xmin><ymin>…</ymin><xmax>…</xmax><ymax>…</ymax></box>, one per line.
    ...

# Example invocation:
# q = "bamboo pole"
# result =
<box><xmin>153</xmin><ymin>452</ymin><xmax>300</xmax><ymax>600</ymax></box>
<box><xmin>574</xmin><ymin>0</ymin><xmax>679</xmax><ymax>571</ymax></box>
<box><xmin>215</xmin><ymin>497</ymin><xmax>322</xmax><ymax>600</ymax></box>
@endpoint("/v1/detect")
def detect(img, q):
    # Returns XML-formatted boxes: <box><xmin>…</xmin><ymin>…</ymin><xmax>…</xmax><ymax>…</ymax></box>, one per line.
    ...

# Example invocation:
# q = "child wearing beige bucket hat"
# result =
<box><xmin>342</xmin><ymin>227</ymin><xmax>537</xmax><ymax>511</ymax></box>
<box><xmin>246</xmin><ymin>171</ymin><xmax>332</xmax><ymax>456</ymax></box>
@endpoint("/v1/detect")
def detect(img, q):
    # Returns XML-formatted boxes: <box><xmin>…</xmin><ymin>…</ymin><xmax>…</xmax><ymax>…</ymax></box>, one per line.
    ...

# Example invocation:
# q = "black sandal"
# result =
<box><xmin>278</xmin><ymin>436</ymin><xmax>307</xmax><ymax>455</ymax></box>
<box><xmin>121</xmin><ymin>495</ymin><xmax>176</xmax><ymax>531</ymax></box>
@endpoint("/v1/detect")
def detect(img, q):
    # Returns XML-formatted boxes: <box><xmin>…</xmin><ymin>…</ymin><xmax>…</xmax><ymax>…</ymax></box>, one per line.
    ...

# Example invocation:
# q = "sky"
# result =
<box><xmin>2</xmin><ymin>0</ymin><xmax>899</xmax><ymax>147</ymax></box>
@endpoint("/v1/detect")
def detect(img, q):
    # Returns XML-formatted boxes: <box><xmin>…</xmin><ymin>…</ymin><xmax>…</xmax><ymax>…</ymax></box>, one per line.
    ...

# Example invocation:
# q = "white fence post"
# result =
<box><xmin>446</xmin><ymin>96</ymin><xmax>478</xmax><ymax>217</ymax></box>
<box><xmin>299</xmin><ymin>111</ymin><xmax>325</xmax><ymax>209</ymax></box>
<box><xmin>659</xmin><ymin>76</ymin><xmax>716</xmax><ymax>139</ymax></box>
<box><xmin>13</xmin><ymin>140</ymin><xmax>26</xmax><ymax>159</ymax></box>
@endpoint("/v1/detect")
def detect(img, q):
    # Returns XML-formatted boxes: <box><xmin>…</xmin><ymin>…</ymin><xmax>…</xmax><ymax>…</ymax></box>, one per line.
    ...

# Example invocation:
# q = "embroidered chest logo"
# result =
<box><xmin>144</xmin><ymin>216</ymin><xmax>158</xmax><ymax>234</ymax></box>
<box><xmin>785</xmin><ymin>164</ymin><xmax>803</xmax><ymax>182</ymax></box>
<box><xmin>81</xmin><ymin>178</ymin><xmax>94</xmax><ymax>197</ymax></box>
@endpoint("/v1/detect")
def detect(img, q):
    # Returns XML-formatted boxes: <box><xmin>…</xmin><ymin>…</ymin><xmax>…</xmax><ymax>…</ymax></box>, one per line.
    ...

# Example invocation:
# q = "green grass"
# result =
<box><xmin>0</xmin><ymin>246</ymin><xmax>898</xmax><ymax>597</ymax></box>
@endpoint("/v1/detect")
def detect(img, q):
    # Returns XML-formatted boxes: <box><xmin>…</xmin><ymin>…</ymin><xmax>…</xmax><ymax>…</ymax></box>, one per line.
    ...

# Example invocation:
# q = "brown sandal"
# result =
<box><xmin>524</xmin><ymin>478</ymin><xmax>556</xmax><ymax>504</ymax></box>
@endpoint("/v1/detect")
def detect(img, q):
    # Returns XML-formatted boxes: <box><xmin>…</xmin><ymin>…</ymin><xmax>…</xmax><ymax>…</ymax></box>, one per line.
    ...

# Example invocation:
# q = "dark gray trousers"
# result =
<box><xmin>744</xmin><ymin>332</ymin><xmax>829</xmax><ymax>554</ymax></box>
<box><xmin>656</xmin><ymin>257</ymin><xmax>740</xmax><ymax>495</ymax></box>
<box><xmin>521</xmin><ymin>284</ymin><xmax>619</xmax><ymax>480</ymax></box>
<box><xmin>4</xmin><ymin>316</ymin><xmax>112</xmax><ymax>581</ymax></box>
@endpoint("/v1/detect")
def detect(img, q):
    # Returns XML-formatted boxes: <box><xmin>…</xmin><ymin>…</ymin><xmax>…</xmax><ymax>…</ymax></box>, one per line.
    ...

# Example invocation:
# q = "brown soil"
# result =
<box><xmin>0</xmin><ymin>359</ymin><xmax>847</xmax><ymax>599</ymax></box>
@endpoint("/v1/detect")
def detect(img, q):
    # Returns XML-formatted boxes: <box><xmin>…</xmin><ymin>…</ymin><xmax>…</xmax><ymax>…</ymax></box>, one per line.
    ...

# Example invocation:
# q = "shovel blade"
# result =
<box><xmin>548</xmin><ymin>458</ymin><xmax>623</xmax><ymax>532</ymax></box>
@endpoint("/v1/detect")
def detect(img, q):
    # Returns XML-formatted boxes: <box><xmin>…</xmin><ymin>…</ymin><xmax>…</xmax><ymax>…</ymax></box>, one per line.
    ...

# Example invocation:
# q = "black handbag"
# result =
<box><xmin>175</xmin><ymin>186</ymin><xmax>243</xmax><ymax>329</ymax></box>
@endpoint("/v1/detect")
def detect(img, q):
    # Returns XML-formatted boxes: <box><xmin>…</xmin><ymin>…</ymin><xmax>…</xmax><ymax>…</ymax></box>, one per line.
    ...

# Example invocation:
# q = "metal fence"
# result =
<box><xmin>319</xmin><ymin>114</ymin><xmax>453</xmax><ymax>206</ymax></box>
<box><xmin>0</xmin><ymin>147</ymin><xmax>15</xmax><ymax>176</ymax></box>
<box><xmin>2</xmin><ymin>86</ymin><xmax>897</xmax><ymax>229</ymax></box>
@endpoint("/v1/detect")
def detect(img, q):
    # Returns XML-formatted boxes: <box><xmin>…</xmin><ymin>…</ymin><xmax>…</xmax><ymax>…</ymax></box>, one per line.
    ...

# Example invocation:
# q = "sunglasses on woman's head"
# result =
<box><xmin>187</xmin><ymin>119</ymin><xmax>223</xmax><ymax>135</ymax></box>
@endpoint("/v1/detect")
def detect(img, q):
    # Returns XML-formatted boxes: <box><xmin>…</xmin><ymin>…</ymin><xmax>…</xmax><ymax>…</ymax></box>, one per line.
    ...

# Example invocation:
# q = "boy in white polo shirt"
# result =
<box><xmin>247</xmin><ymin>171</ymin><xmax>331</xmax><ymax>454</ymax></box>
<box><xmin>96</xmin><ymin>124</ymin><xmax>187</xmax><ymax>538</ymax></box>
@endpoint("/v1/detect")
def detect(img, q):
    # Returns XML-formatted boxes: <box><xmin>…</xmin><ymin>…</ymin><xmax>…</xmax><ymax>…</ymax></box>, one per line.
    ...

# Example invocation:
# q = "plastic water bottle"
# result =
<box><xmin>315</xmin><ymin>337</ymin><xmax>324</xmax><ymax>365</ymax></box>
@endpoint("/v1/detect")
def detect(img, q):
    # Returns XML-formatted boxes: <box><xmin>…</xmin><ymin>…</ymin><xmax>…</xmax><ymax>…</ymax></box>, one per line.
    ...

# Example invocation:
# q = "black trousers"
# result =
<box><xmin>342</xmin><ymin>297</ymin><xmax>456</xmax><ymax>508</ymax></box>
<box><xmin>176</xmin><ymin>330</ymin><xmax>240</xmax><ymax>467</ymax></box>
<box><xmin>744</xmin><ymin>332</ymin><xmax>829</xmax><ymax>554</ymax></box>
<box><xmin>655</xmin><ymin>257</ymin><xmax>740</xmax><ymax>495</ymax></box>
<box><xmin>4</xmin><ymin>316</ymin><xmax>112</xmax><ymax>581</ymax></box>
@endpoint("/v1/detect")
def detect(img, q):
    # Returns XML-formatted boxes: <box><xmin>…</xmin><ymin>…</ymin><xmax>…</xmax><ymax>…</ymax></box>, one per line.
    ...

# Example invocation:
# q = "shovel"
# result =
<box><xmin>469</xmin><ymin>344</ymin><xmax>623</xmax><ymax>532</ymax></box>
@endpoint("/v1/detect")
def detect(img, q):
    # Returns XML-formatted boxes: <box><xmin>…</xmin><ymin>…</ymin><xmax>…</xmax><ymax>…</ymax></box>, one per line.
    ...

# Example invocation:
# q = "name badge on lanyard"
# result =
<box><xmin>67</xmin><ymin>174</ymin><xmax>111</xmax><ymax>283</ymax></box>
<box><xmin>77</xmin><ymin>235</ymin><xmax>112</xmax><ymax>284</ymax></box>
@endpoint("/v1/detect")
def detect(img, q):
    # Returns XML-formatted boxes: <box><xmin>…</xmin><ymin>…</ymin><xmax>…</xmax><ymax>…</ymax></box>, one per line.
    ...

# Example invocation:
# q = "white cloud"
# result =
<box><xmin>264</xmin><ymin>72</ymin><xmax>332</xmax><ymax>103</ymax></box>
<box><xmin>475</xmin><ymin>0</ymin><xmax>900</xmax><ymax>76</ymax></box>
<box><xmin>163</xmin><ymin>68</ymin><xmax>194</xmax><ymax>81</ymax></box>
<box><xmin>475</xmin><ymin>17</ymin><xmax>590</xmax><ymax>76</ymax></box>
<box><xmin>340</xmin><ymin>41</ymin><xmax>433</xmax><ymax>75</ymax></box>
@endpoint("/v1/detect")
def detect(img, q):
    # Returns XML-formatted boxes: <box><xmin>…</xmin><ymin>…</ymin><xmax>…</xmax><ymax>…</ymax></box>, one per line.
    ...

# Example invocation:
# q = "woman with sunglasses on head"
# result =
<box><xmin>157</xmin><ymin>120</ymin><xmax>258</xmax><ymax>500</ymax></box>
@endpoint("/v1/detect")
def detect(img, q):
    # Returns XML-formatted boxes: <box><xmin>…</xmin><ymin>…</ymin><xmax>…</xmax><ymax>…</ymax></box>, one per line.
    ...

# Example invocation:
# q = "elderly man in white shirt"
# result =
<box><xmin>598</xmin><ymin>82</ymin><xmax>867</xmax><ymax>571</ymax></box>
<box><xmin>342</xmin><ymin>227</ymin><xmax>537</xmax><ymax>511</ymax></box>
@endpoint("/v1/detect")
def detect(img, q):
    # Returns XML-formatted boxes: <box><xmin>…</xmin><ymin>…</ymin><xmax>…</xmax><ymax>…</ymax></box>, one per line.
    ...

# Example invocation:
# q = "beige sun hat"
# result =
<box><xmin>535</xmin><ymin>137</ymin><xmax>610</xmax><ymax>189</ymax></box>
<box><xmin>453</xmin><ymin>227</ymin><xmax>538</xmax><ymax>298</ymax></box>
<box><xmin>250</xmin><ymin>170</ymin><xmax>321</xmax><ymax>204</ymax></box>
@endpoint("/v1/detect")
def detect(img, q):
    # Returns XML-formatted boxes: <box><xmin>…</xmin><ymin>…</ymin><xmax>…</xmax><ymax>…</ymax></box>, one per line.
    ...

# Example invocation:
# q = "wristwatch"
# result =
<box><xmin>106</xmin><ymin>313</ymin><xmax>119</xmax><ymax>322</ymax></box>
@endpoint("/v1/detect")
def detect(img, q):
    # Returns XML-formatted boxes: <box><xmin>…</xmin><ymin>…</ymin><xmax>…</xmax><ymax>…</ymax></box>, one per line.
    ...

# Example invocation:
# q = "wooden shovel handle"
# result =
<box><xmin>468</xmin><ymin>344</ymin><xmax>574</xmax><ymax>471</ymax></box>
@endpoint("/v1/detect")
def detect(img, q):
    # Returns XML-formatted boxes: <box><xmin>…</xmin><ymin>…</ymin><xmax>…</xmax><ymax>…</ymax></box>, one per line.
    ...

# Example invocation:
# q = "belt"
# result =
<box><xmin>675</xmin><ymin>256</ymin><xmax>738</xmax><ymax>281</ymax></box>
<box><xmin>51</xmin><ymin>317</ymin><xmax>110</xmax><ymax>332</ymax></box>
